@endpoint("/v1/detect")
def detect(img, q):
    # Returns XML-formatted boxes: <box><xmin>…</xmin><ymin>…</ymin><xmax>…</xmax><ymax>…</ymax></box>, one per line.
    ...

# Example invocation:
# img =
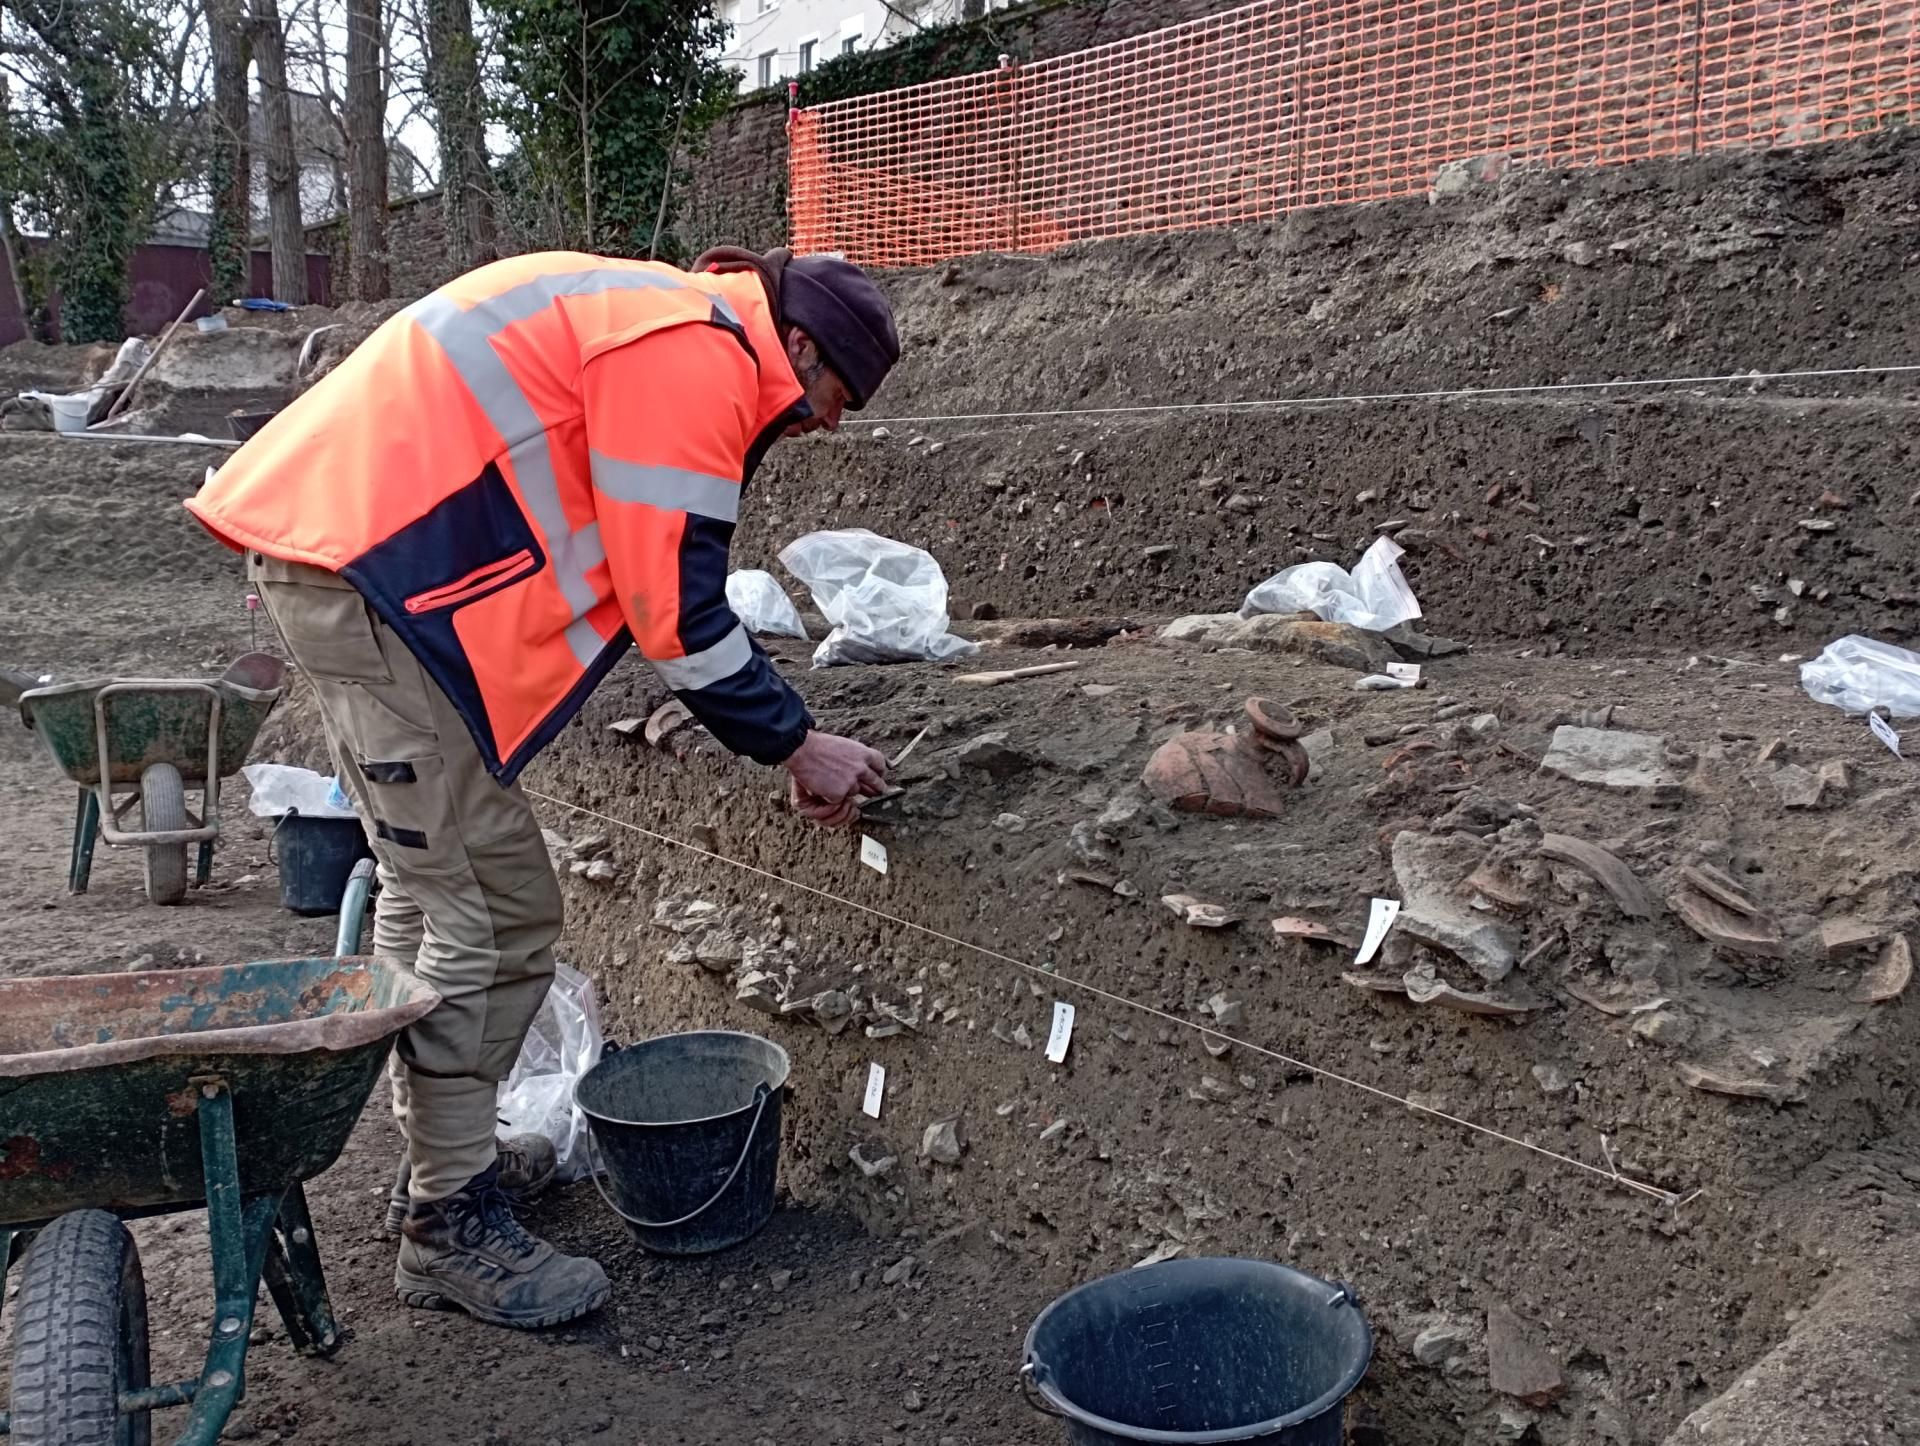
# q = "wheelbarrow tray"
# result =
<box><xmin>18</xmin><ymin>669</ymin><xmax>283</xmax><ymax>788</ymax></box>
<box><xmin>0</xmin><ymin>957</ymin><xmax>437</xmax><ymax>1229</ymax></box>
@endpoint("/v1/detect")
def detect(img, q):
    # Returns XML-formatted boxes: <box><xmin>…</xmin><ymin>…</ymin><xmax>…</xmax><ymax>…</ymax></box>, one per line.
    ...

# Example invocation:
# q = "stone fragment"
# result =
<box><xmin>735</xmin><ymin>971</ymin><xmax>784</xmax><ymax>1014</ymax></box>
<box><xmin>1678</xmin><ymin>1062</ymin><xmax>1801</xmax><ymax>1105</ymax></box>
<box><xmin>921</xmin><ymin>1119</ymin><xmax>963</xmax><ymax>1166</ymax></box>
<box><xmin>1820</xmin><ymin>917</ymin><xmax>1888</xmax><ymax>958</ymax></box>
<box><xmin>1466</xmin><ymin>864</ymin><xmax>1531</xmax><ymax>911</ymax></box>
<box><xmin>1540</xmin><ymin>727</ymin><xmax>1679</xmax><ymax>794</ymax></box>
<box><xmin>1412</xmin><ymin>1322</ymin><xmax>1474</xmax><ymax>1366</ymax></box>
<box><xmin>1392</xmin><ymin>831</ymin><xmax>1520</xmax><ymax>983</ymax></box>
<box><xmin>1530</xmin><ymin>1063</ymin><xmax>1571</xmax><ymax>1095</ymax></box>
<box><xmin>955</xmin><ymin>731</ymin><xmax>1034</xmax><ymax>778</ymax></box>
<box><xmin>848</xmin><ymin>1143</ymin><xmax>897</xmax><ymax>1179</ymax></box>
<box><xmin>881</xmin><ymin>1256</ymin><xmax>916</xmax><ymax>1286</ymax></box>
<box><xmin>654</xmin><ymin>898</ymin><xmax>722</xmax><ymax>934</ymax></box>
<box><xmin>579</xmin><ymin>857</ymin><xmax>620</xmax><ymax>884</ymax></box>
<box><xmin>1817</xmin><ymin>758</ymin><xmax>1852</xmax><ymax>796</ymax></box>
<box><xmin>1197</xmin><ymin>1075</ymin><xmax>1237</xmax><ymax>1101</ymax></box>
<box><xmin>1631</xmin><ymin>1009</ymin><xmax>1693</xmax><ymax>1046</ymax></box>
<box><xmin>1854</xmin><ymin>933</ymin><xmax>1913</xmax><ymax>1005</ymax></box>
<box><xmin>1038</xmin><ymin>1117</ymin><xmax>1070</xmax><ymax>1142</ymax></box>
<box><xmin>992</xmin><ymin>812</ymin><xmax>1028</xmax><ymax>832</ymax></box>
<box><xmin>1486</xmin><ymin>1303</ymin><xmax>1565</xmax><ymax>1405</ymax></box>
<box><xmin>1772</xmin><ymin>763</ymin><xmax>1825</xmax><ymax>809</ymax></box>
<box><xmin>1206</xmin><ymin>993</ymin><xmax>1245</xmax><ymax>1028</ymax></box>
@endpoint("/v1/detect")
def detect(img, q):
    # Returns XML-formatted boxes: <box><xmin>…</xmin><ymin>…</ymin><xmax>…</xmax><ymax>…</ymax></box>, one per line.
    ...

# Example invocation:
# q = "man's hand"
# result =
<box><xmin>783</xmin><ymin>730</ymin><xmax>888</xmax><ymax>828</ymax></box>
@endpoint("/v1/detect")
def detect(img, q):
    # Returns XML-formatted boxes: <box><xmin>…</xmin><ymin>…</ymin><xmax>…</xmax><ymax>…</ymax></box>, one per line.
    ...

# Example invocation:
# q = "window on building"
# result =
<box><xmin>757</xmin><ymin>0</ymin><xmax>775</xmax><ymax>13</ymax></box>
<box><xmin>757</xmin><ymin>51</ymin><xmax>775</xmax><ymax>87</ymax></box>
<box><xmin>841</xmin><ymin>30</ymin><xmax>860</xmax><ymax>54</ymax></box>
<box><xmin>798</xmin><ymin>38</ymin><xmax>816</xmax><ymax>73</ymax></box>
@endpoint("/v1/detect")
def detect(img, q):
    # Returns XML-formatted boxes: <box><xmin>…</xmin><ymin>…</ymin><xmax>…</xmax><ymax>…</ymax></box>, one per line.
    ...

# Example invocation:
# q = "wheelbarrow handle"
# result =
<box><xmin>582</xmin><ymin>1082</ymin><xmax>774</xmax><ymax>1232</ymax></box>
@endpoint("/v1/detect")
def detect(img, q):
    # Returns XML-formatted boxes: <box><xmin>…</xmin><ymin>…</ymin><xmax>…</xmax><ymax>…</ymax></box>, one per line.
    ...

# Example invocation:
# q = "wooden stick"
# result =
<box><xmin>96</xmin><ymin>287</ymin><xmax>208</xmax><ymax>426</ymax></box>
<box><xmin>952</xmin><ymin>661</ymin><xmax>1082</xmax><ymax>687</ymax></box>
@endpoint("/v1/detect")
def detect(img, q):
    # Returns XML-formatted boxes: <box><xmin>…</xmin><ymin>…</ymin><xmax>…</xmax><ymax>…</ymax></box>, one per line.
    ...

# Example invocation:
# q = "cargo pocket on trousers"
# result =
<box><xmin>260</xmin><ymin>582</ymin><xmax>393</xmax><ymax>686</ymax></box>
<box><xmin>357</xmin><ymin>751</ymin><xmax>463</xmax><ymax>876</ymax></box>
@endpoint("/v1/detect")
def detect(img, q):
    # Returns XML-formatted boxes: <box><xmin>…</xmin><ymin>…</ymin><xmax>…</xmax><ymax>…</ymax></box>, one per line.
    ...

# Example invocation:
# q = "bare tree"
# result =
<box><xmin>345</xmin><ymin>0</ymin><xmax>388</xmax><ymax>298</ymax></box>
<box><xmin>207</xmin><ymin>0</ymin><xmax>252</xmax><ymax>301</ymax></box>
<box><xmin>423</xmin><ymin>0</ymin><xmax>494</xmax><ymax>271</ymax></box>
<box><xmin>250</xmin><ymin>0</ymin><xmax>308</xmax><ymax>303</ymax></box>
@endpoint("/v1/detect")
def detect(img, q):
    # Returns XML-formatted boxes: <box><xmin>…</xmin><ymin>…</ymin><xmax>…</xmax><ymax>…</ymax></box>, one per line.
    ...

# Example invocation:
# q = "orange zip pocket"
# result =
<box><xmin>404</xmin><ymin>549</ymin><xmax>537</xmax><ymax>614</ymax></box>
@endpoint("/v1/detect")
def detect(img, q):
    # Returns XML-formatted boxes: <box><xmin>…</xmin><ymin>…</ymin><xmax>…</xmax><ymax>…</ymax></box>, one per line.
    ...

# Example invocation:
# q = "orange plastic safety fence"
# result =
<box><xmin>789</xmin><ymin>0</ymin><xmax>1917</xmax><ymax>267</ymax></box>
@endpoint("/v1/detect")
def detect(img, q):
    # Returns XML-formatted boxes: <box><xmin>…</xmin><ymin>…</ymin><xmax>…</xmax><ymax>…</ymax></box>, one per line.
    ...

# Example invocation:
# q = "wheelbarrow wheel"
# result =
<box><xmin>140</xmin><ymin>763</ymin><xmax>188</xmax><ymax>907</ymax></box>
<box><xmin>8</xmin><ymin>1210</ymin><xmax>152</xmax><ymax>1446</ymax></box>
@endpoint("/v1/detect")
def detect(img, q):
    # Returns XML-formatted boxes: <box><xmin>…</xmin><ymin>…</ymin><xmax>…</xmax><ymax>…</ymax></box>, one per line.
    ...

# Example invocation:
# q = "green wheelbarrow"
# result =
<box><xmin>17</xmin><ymin>653</ymin><xmax>288</xmax><ymax>906</ymax></box>
<box><xmin>0</xmin><ymin>861</ymin><xmax>437</xmax><ymax>1446</ymax></box>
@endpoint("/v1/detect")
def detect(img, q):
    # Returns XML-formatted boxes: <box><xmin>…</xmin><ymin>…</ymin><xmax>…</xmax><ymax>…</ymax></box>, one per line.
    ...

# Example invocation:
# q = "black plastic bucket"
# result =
<box><xmin>1021</xmin><ymin>1258</ymin><xmax>1373</xmax><ymax>1445</ymax></box>
<box><xmin>574</xmin><ymin>1031</ymin><xmax>789</xmax><ymax>1255</ymax></box>
<box><xmin>228</xmin><ymin>408</ymin><xmax>279</xmax><ymax>441</ymax></box>
<box><xmin>273</xmin><ymin>811</ymin><xmax>372</xmax><ymax>917</ymax></box>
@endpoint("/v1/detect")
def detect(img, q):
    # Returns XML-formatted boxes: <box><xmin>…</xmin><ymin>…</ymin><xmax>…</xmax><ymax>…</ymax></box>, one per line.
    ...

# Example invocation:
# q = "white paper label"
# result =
<box><xmin>862</xmin><ymin>1062</ymin><xmax>886</xmax><ymax>1119</ymax></box>
<box><xmin>1354</xmin><ymin>897</ymin><xmax>1402</xmax><ymax>966</ymax></box>
<box><xmin>1385</xmin><ymin>662</ymin><xmax>1421</xmax><ymax>685</ymax></box>
<box><xmin>1045</xmin><ymin>1000</ymin><xmax>1076</xmax><ymax>1063</ymax></box>
<box><xmin>860</xmin><ymin>835</ymin><xmax>889</xmax><ymax>874</ymax></box>
<box><xmin>1870</xmin><ymin>712</ymin><xmax>1903</xmax><ymax>758</ymax></box>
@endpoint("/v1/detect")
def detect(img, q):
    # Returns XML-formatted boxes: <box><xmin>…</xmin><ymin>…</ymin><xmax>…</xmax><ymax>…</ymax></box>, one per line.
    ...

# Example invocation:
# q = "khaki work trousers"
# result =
<box><xmin>253</xmin><ymin>558</ymin><xmax>562</xmax><ymax>1203</ymax></box>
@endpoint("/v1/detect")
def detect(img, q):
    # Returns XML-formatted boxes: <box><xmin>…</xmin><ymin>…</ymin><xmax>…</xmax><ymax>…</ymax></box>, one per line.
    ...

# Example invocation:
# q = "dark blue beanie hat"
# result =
<box><xmin>777</xmin><ymin>254</ymin><xmax>900</xmax><ymax>411</ymax></box>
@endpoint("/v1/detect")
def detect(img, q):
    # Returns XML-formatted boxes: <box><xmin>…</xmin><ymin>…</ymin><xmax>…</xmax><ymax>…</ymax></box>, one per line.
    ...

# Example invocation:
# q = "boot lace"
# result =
<box><xmin>451</xmin><ymin>1176</ymin><xmax>539</xmax><ymax>1257</ymax></box>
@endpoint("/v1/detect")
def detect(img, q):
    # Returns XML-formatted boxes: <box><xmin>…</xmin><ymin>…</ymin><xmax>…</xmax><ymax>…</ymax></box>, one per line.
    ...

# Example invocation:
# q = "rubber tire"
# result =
<box><xmin>7</xmin><ymin>1210</ymin><xmax>152</xmax><ymax>1446</ymax></box>
<box><xmin>139</xmin><ymin>763</ymin><xmax>188</xmax><ymax>907</ymax></box>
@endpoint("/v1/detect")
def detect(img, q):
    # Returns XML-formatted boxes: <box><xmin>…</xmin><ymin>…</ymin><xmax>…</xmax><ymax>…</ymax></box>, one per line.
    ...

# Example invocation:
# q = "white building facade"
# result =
<box><xmin>718</xmin><ymin>0</ymin><xmax>1015</xmax><ymax>94</ymax></box>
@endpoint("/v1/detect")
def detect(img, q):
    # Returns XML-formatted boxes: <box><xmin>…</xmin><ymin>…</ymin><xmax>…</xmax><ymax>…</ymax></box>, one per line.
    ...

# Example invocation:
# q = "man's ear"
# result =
<box><xmin>786</xmin><ymin>329</ymin><xmax>818</xmax><ymax>369</ymax></box>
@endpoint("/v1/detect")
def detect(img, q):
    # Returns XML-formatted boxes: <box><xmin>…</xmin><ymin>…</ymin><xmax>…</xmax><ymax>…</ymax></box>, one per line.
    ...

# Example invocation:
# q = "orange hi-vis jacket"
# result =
<box><xmin>187</xmin><ymin>252</ymin><xmax>817</xmax><ymax>782</ymax></box>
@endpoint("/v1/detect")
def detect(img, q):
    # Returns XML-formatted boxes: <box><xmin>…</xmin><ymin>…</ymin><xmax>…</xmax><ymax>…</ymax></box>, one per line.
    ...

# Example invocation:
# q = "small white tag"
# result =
<box><xmin>1354</xmin><ymin>898</ymin><xmax>1402</xmax><ymax>965</ymax></box>
<box><xmin>860</xmin><ymin>835</ymin><xmax>889</xmax><ymax>874</ymax></box>
<box><xmin>862</xmin><ymin>1062</ymin><xmax>886</xmax><ymax>1118</ymax></box>
<box><xmin>1385</xmin><ymin>662</ymin><xmax>1421</xmax><ymax>685</ymax></box>
<box><xmin>1870</xmin><ymin>712</ymin><xmax>1903</xmax><ymax>758</ymax></box>
<box><xmin>1045</xmin><ymin>1000</ymin><xmax>1076</xmax><ymax>1063</ymax></box>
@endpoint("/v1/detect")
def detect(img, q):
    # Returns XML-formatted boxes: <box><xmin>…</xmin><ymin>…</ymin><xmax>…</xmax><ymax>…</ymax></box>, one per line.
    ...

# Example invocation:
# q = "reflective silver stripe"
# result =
<box><xmin>648</xmin><ymin>623</ymin><xmax>752</xmax><ymax>692</ymax></box>
<box><xmin>589</xmin><ymin>452</ymin><xmax>740</xmax><ymax>524</ymax></box>
<box><xmin>404</xmin><ymin>267</ymin><xmax>704</xmax><ymax>671</ymax></box>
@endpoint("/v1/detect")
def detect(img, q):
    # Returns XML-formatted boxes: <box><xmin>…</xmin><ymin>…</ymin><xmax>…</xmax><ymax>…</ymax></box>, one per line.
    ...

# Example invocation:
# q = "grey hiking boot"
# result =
<box><xmin>395</xmin><ymin>1162</ymin><xmax>609</xmax><ymax>1328</ymax></box>
<box><xmin>382</xmin><ymin>1134</ymin><xmax>560</xmax><ymax>1237</ymax></box>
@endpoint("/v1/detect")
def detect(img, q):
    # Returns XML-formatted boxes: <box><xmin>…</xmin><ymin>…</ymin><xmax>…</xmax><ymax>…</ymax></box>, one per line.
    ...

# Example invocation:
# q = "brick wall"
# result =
<box><xmin>676</xmin><ymin>0</ymin><xmax>1248</xmax><ymax>255</ymax></box>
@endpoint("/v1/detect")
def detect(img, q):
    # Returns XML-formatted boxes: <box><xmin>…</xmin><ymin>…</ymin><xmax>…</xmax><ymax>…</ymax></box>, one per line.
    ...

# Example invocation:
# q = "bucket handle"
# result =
<box><xmin>583</xmin><ymin>1082</ymin><xmax>775</xmax><ymax>1232</ymax></box>
<box><xmin>1018</xmin><ymin>1362</ymin><xmax>1067</xmax><ymax>1420</ymax></box>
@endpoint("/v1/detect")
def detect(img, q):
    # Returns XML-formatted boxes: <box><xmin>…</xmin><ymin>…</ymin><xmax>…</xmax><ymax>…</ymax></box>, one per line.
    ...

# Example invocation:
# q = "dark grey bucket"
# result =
<box><xmin>1021</xmin><ymin>1258</ymin><xmax>1373</xmax><ymax>1445</ymax></box>
<box><xmin>574</xmin><ymin>1031</ymin><xmax>789</xmax><ymax>1255</ymax></box>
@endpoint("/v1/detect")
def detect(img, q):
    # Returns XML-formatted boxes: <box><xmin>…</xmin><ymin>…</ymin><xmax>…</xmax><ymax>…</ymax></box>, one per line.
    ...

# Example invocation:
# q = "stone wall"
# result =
<box><xmin>675</xmin><ymin>0</ymin><xmax>1253</xmax><ymax>254</ymax></box>
<box><xmin>307</xmin><ymin>190</ymin><xmax>459</xmax><ymax>300</ymax></box>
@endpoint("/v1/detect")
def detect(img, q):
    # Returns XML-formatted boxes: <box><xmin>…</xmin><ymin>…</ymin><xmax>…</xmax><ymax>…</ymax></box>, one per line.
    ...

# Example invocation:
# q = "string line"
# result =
<box><xmin>525</xmin><ymin>788</ymin><xmax>1686</xmax><ymax>1206</ymax></box>
<box><xmin>847</xmin><ymin>361</ymin><xmax>1920</xmax><ymax>427</ymax></box>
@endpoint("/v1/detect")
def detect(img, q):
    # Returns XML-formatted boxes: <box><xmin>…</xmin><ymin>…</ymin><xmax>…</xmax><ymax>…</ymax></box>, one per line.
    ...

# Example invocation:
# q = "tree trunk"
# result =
<box><xmin>345</xmin><ymin>0</ymin><xmax>389</xmax><ymax>300</ymax></box>
<box><xmin>250</xmin><ymin>0</ymin><xmax>308</xmax><ymax>304</ymax></box>
<box><xmin>207</xmin><ymin>0</ymin><xmax>252</xmax><ymax>302</ymax></box>
<box><xmin>425</xmin><ymin>0</ymin><xmax>495</xmax><ymax>274</ymax></box>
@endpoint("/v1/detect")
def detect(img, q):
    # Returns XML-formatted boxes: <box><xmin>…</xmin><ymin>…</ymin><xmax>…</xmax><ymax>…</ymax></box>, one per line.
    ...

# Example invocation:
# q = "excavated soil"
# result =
<box><xmin>4</xmin><ymin>130</ymin><xmax>1920</xmax><ymax>1446</ymax></box>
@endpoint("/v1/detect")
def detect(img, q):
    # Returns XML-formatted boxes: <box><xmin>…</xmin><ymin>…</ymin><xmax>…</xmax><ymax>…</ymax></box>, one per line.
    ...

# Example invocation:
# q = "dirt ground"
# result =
<box><xmin>5</xmin><ymin>130</ymin><xmax>1920</xmax><ymax>1446</ymax></box>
